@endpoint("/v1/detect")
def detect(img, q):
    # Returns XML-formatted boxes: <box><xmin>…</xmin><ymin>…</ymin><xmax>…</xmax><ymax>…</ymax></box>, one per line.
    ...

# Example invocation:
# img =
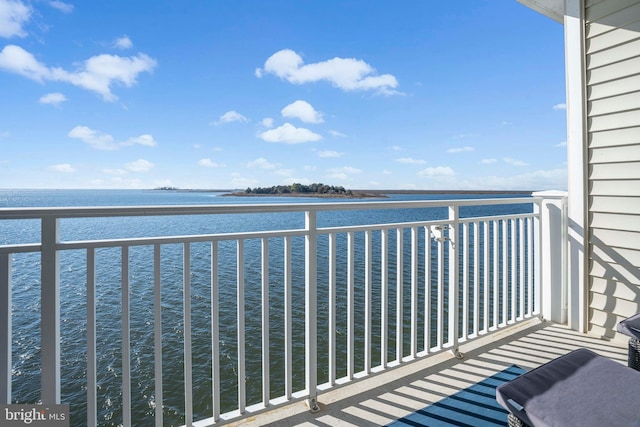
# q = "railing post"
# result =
<box><xmin>305</xmin><ymin>210</ymin><xmax>319</xmax><ymax>412</ymax></box>
<box><xmin>41</xmin><ymin>215</ymin><xmax>60</xmax><ymax>404</ymax></box>
<box><xmin>532</xmin><ymin>191</ymin><xmax>568</xmax><ymax>323</ymax></box>
<box><xmin>1</xmin><ymin>253</ymin><xmax>11</xmax><ymax>404</ymax></box>
<box><xmin>448</xmin><ymin>206</ymin><xmax>462</xmax><ymax>358</ymax></box>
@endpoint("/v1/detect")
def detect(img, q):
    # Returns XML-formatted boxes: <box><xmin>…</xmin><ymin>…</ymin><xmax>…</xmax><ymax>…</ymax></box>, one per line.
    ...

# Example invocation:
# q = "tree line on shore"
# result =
<box><xmin>243</xmin><ymin>183</ymin><xmax>353</xmax><ymax>196</ymax></box>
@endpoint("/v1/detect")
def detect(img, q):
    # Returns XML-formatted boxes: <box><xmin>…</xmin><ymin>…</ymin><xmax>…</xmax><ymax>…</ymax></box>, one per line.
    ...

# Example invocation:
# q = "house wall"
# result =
<box><xmin>585</xmin><ymin>0</ymin><xmax>640</xmax><ymax>339</ymax></box>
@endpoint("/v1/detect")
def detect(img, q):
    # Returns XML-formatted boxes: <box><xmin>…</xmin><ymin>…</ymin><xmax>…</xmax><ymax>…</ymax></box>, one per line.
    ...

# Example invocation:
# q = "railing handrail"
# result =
<box><xmin>0</xmin><ymin>212</ymin><xmax>538</xmax><ymax>254</ymax></box>
<box><xmin>0</xmin><ymin>196</ymin><xmax>537</xmax><ymax>219</ymax></box>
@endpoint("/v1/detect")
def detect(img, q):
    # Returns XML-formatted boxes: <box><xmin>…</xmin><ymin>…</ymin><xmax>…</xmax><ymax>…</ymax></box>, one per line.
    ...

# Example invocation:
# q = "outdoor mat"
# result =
<box><xmin>387</xmin><ymin>365</ymin><xmax>525</xmax><ymax>427</ymax></box>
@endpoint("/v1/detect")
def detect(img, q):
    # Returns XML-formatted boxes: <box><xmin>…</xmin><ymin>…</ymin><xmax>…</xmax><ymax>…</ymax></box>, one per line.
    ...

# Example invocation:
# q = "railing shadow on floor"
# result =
<box><xmin>232</xmin><ymin>320</ymin><xmax>626</xmax><ymax>427</ymax></box>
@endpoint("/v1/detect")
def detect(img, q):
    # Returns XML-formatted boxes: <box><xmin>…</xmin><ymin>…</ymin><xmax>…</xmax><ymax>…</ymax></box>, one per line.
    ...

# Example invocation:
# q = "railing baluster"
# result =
<box><xmin>210</xmin><ymin>241</ymin><xmax>220</xmax><ymax>421</ymax></box>
<box><xmin>519</xmin><ymin>219</ymin><xmax>526</xmax><ymax>319</ymax></box>
<box><xmin>396</xmin><ymin>228</ymin><xmax>403</xmax><ymax>362</ymax></box>
<box><xmin>86</xmin><ymin>248</ymin><xmax>97</xmax><ymax>427</ymax></box>
<box><xmin>237</xmin><ymin>239</ymin><xmax>246</xmax><ymax>413</ymax></box>
<box><xmin>502</xmin><ymin>220</ymin><xmax>508</xmax><ymax>326</ymax></box>
<box><xmin>448</xmin><ymin>206</ymin><xmax>460</xmax><ymax>355</ymax></box>
<box><xmin>153</xmin><ymin>244</ymin><xmax>163</xmax><ymax>427</ymax></box>
<box><xmin>410</xmin><ymin>227</ymin><xmax>418</xmax><ymax>358</ymax></box>
<box><xmin>473</xmin><ymin>222</ymin><xmax>480</xmax><ymax>336</ymax></box>
<box><xmin>492</xmin><ymin>221</ymin><xmax>499</xmax><ymax>330</ymax></box>
<box><xmin>41</xmin><ymin>215</ymin><xmax>60</xmax><ymax>404</ymax></box>
<box><xmin>183</xmin><ymin>243</ymin><xmax>193</xmax><ymax>426</ymax></box>
<box><xmin>1</xmin><ymin>253</ymin><xmax>11</xmax><ymax>404</ymax></box>
<box><xmin>462</xmin><ymin>222</ymin><xmax>469</xmax><ymax>341</ymax></box>
<box><xmin>424</xmin><ymin>227</ymin><xmax>432</xmax><ymax>353</ymax></box>
<box><xmin>328</xmin><ymin>234</ymin><xmax>336</xmax><ymax>386</ymax></box>
<box><xmin>527</xmin><ymin>218</ymin><xmax>534</xmax><ymax>316</ymax></box>
<box><xmin>347</xmin><ymin>232</ymin><xmax>355</xmax><ymax>379</ymax></box>
<box><xmin>511</xmin><ymin>219</ymin><xmax>517</xmax><ymax>324</ymax></box>
<box><xmin>261</xmin><ymin>238</ymin><xmax>270</xmax><ymax>407</ymax></box>
<box><xmin>534</xmin><ymin>204</ymin><xmax>542</xmax><ymax>315</ymax></box>
<box><xmin>436</xmin><ymin>226</ymin><xmax>444</xmax><ymax>350</ymax></box>
<box><xmin>284</xmin><ymin>236</ymin><xmax>293</xmax><ymax>398</ymax></box>
<box><xmin>364</xmin><ymin>230</ymin><xmax>372</xmax><ymax>374</ymax></box>
<box><xmin>304</xmin><ymin>211</ymin><xmax>319</xmax><ymax>412</ymax></box>
<box><xmin>380</xmin><ymin>229</ymin><xmax>388</xmax><ymax>368</ymax></box>
<box><xmin>483</xmin><ymin>222</ymin><xmax>489</xmax><ymax>333</ymax></box>
<box><xmin>121</xmin><ymin>246</ymin><xmax>131</xmax><ymax>427</ymax></box>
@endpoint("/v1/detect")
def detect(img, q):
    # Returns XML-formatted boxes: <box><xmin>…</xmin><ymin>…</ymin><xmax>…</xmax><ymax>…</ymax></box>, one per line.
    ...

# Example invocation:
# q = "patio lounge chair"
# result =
<box><xmin>617</xmin><ymin>312</ymin><xmax>640</xmax><ymax>371</ymax></box>
<box><xmin>496</xmin><ymin>348</ymin><xmax>640</xmax><ymax>427</ymax></box>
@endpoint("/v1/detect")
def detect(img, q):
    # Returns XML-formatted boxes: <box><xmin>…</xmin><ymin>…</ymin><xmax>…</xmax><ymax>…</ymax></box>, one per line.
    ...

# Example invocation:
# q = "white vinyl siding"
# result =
<box><xmin>585</xmin><ymin>0</ymin><xmax>640</xmax><ymax>338</ymax></box>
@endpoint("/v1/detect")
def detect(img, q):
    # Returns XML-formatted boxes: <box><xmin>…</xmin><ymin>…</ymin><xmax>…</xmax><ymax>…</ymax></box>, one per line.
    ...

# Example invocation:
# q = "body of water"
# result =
<box><xmin>0</xmin><ymin>189</ymin><xmax>533</xmax><ymax>426</ymax></box>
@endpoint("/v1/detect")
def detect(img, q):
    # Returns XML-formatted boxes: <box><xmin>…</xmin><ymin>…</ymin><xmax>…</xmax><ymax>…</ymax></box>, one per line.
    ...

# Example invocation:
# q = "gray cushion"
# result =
<box><xmin>617</xmin><ymin>313</ymin><xmax>640</xmax><ymax>339</ymax></box>
<box><xmin>496</xmin><ymin>348</ymin><xmax>640</xmax><ymax>427</ymax></box>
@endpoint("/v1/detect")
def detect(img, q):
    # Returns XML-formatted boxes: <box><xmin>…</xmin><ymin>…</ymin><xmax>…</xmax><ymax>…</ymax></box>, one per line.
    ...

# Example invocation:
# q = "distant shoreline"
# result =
<box><xmin>153</xmin><ymin>188</ymin><xmax>533</xmax><ymax>198</ymax></box>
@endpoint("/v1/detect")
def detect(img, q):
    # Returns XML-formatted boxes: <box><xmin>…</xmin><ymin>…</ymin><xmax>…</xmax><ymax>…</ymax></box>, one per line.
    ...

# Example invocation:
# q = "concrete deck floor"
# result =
<box><xmin>228</xmin><ymin>318</ymin><xmax>628</xmax><ymax>426</ymax></box>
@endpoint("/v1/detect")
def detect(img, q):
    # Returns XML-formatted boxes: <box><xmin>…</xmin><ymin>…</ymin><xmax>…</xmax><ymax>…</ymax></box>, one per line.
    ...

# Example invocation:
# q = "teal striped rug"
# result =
<box><xmin>387</xmin><ymin>365</ymin><xmax>525</xmax><ymax>427</ymax></box>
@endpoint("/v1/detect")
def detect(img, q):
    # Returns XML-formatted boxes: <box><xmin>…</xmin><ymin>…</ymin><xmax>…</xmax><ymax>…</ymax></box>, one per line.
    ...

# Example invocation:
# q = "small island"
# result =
<box><xmin>225</xmin><ymin>183</ymin><xmax>384</xmax><ymax>198</ymax></box>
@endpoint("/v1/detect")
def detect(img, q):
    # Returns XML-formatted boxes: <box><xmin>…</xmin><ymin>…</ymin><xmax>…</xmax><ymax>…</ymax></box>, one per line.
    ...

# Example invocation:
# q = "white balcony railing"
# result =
<box><xmin>0</xmin><ymin>196</ymin><xmax>556</xmax><ymax>426</ymax></box>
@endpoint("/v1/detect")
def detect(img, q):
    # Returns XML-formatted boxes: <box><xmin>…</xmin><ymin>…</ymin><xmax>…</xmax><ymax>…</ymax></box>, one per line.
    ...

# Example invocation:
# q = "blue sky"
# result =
<box><xmin>0</xmin><ymin>0</ymin><xmax>567</xmax><ymax>190</ymax></box>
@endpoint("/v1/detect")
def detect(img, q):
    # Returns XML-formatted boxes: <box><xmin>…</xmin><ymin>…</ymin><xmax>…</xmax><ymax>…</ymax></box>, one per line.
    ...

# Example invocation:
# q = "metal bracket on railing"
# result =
<box><xmin>431</xmin><ymin>225</ymin><xmax>450</xmax><ymax>243</ymax></box>
<box><xmin>307</xmin><ymin>397</ymin><xmax>320</xmax><ymax>413</ymax></box>
<box><xmin>450</xmin><ymin>348</ymin><xmax>464</xmax><ymax>359</ymax></box>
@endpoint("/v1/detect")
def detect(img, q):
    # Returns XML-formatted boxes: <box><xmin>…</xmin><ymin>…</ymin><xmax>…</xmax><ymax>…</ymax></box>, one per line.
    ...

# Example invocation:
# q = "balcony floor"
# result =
<box><xmin>229</xmin><ymin>319</ymin><xmax>627</xmax><ymax>426</ymax></box>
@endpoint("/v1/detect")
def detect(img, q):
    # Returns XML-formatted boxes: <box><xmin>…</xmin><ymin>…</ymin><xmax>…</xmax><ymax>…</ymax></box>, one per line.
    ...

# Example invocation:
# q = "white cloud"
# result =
<box><xmin>48</xmin><ymin>1</ymin><xmax>73</xmax><ymax>13</ymax></box>
<box><xmin>39</xmin><ymin>92</ymin><xmax>67</xmax><ymax>105</ymax></box>
<box><xmin>447</xmin><ymin>146</ymin><xmax>474</xmax><ymax>153</ymax></box>
<box><xmin>481</xmin><ymin>158</ymin><xmax>498</xmax><ymax>164</ymax></box>
<box><xmin>418</xmin><ymin>166</ymin><xmax>455</xmax><ymax>177</ymax></box>
<box><xmin>198</xmin><ymin>158</ymin><xmax>224</xmax><ymax>168</ymax></box>
<box><xmin>396</xmin><ymin>157</ymin><xmax>426</xmax><ymax>164</ymax></box>
<box><xmin>0</xmin><ymin>45</ymin><xmax>48</xmax><ymax>81</ymax></box>
<box><xmin>0</xmin><ymin>45</ymin><xmax>157</xmax><ymax>101</ymax></box>
<box><xmin>48</xmin><ymin>163</ymin><xmax>74</xmax><ymax>173</ymax></box>
<box><xmin>114</xmin><ymin>35</ymin><xmax>133</xmax><ymax>50</ymax></box>
<box><xmin>503</xmin><ymin>157</ymin><xmax>528</xmax><ymax>167</ymax></box>
<box><xmin>327</xmin><ymin>166</ymin><xmax>361</xmax><ymax>179</ymax></box>
<box><xmin>258</xmin><ymin>123</ymin><xmax>322</xmax><ymax>144</ymax></box>
<box><xmin>282</xmin><ymin>177</ymin><xmax>312</xmax><ymax>185</ymax></box>
<box><xmin>275</xmin><ymin>168</ymin><xmax>294</xmax><ymax>176</ymax></box>
<box><xmin>329</xmin><ymin>130</ymin><xmax>346</xmax><ymax>138</ymax></box>
<box><xmin>211</xmin><ymin>110</ymin><xmax>249</xmax><ymax>125</ymax></box>
<box><xmin>69</xmin><ymin>52</ymin><xmax>157</xmax><ymax>101</ymax></box>
<box><xmin>318</xmin><ymin>150</ymin><xmax>344</xmax><ymax>158</ymax></box>
<box><xmin>281</xmin><ymin>100</ymin><xmax>324</xmax><ymax>123</ymax></box>
<box><xmin>68</xmin><ymin>126</ymin><xmax>116</xmax><ymax>150</ymax></box>
<box><xmin>555</xmin><ymin>141</ymin><xmax>567</xmax><ymax>147</ymax></box>
<box><xmin>68</xmin><ymin>126</ymin><xmax>157</xmax><ymax>150</ymax></box>
<box><xmin>552</xmin><ymin>103</ymin><xmax>566</xmax><ymax>111</ymax></box>
<box><xmin>468</xmin><ymin>168</ymin><xmax>567</xmax><ymax>191</ymax></box>
<box><xmin>103</xmin><ymin>168</ymin><xmax>127</xmax><ymax>175</ymax></box>
<box><xmin>231</xmin><ymin>175</ymin><xmax>259</xmax><ymax>188</ymax></box>
<box><xmin>261</xmin><ymin>117</ymin><xmax>274</xmax><ymax>128</ymax></box>
<box><xmin>256</xmin><ymin>49</ymin><xmax>400</xmax><ymax>95</ymax></box>
<box><xmin>125</xmin><ymin>159</ymin><xmax>154</xmax><ymax>172</ymax></box>
<box><xmin>247</xmin><ymin>157</ymin><xmax>277</xmax><ymax>169</ymax></box>
<box><xmin>454</xmin><ymin>133</ymin><xmax>478</xmax><ymax>139</ymax></box>
<box><xmin>123</xmin><ymin>134</ymin><xmax>157</xmax><ymax>147</ymax></box>
<box><xmin>391</xmin><ymin>145</ymin><xmax>401</xmax><ymax>151</ymax></box>
<box><xmin>0</xmin><ymin>0</ymin><xmax>31</xmax><ymax>38</ymax></box>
